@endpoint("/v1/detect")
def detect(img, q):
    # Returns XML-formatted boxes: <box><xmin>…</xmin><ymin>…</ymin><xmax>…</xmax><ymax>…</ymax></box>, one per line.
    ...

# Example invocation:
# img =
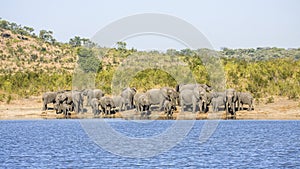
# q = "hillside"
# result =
<box><xmin>0</xmin><ymin>18</ymin><xmax>300</xmax><ymax>103</ymax></box>
<box><xmin>0</xmin><ymin>29</ymin><xmax>76</xmax><ymax>74</ymax></box>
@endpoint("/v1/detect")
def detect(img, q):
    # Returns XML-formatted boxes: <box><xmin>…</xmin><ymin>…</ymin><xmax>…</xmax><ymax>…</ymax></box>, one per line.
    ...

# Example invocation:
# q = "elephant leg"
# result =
<box><xmin>203</xmin><ymin>102</ymin><xmax>207</xmax><ymax>113</ymax></box>
<box><xmin>108</xmin><ymin>107</ymin><xmax>111</xmax><ymax>115</ymax></box>
<box><xmin>74</xmin><ymin>103</ymin><xmax>77</xmax><ymax>113</ymax></box>
<box><xmin>121</xmin><ymin>103</ymin><xmax>125</xmax><ymax>111</ymax></box>
<box><xmin>232</xmin><ymin>103</ymin><xmax>236</xmax><ymax>115</ymax></box>
<box><xmin>192</xmin><ymin>103</ymin><xmax>196</xmax><ymax>113</ymax></box>
<box><xmin>125</xmin><ymin>103</ymin><xmax>128</xmax><ymax>111</ymax></box>
<box><xmin>159</xmin><ymin>100</ymin><xmax>164</xmax><ymax>111</ymax></box>
<box><xmin>79</xmin><ymin>101</ymin><xmax>83</xmax><ymax>113</ymax></box>
<box><xmin>43</xmin><ymin>100</ymin><xmax>48</xmax><ymax>111</ymax></box>
<box><xmin>250</xmin><ymin>102</ymin><xmax>254</xmax><ymax>111</ymax></box>
<box><xmin>198</xmin><ymin>102</ymin><xmax>202</xmax><ymax>113</ymax></box>
<box><xmin>180</xmin><ymin>101</ymin><xmax>184</xmax><ymax>112</ymax></box>
<box><xmin>225</xmin><ymin>103</ymin><xmax>229</xmax><ymax>118</ymax></box>
<box><xmin>203</xmin><ymin>102</ymin><xmax>206</xmax><ymax>112</ymax></box>
<box><xmin>92</xmin><ymin>107</ymin><xmax>97</xmax><ymax>115</ymax></box>
<box><xmin>214</xmin><ymin>105</ymin><xmax>217</xmax><ymax>112</ymax></box>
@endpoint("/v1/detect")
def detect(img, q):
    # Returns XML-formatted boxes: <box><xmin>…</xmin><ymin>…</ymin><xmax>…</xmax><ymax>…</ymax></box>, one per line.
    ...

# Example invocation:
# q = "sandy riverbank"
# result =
<box><xmin>0</xmin><ymin>96</ymin><xmax>299</xmax><ymax>120</ymax></box>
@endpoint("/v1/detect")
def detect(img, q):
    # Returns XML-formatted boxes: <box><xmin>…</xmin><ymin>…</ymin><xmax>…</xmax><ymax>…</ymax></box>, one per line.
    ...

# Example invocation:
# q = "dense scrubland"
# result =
<box><xmin>0</xmin><ymin>18</ymin><xmax>300</xmax><ymax>104</ymax></box>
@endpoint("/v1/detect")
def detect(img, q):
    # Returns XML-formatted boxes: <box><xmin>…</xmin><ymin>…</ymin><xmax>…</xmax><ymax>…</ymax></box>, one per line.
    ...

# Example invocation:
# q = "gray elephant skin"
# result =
<box><xmin>133</xmin><ymin>92</ymin><xmax>143</xmax><ymax>111</ymax></box>
<box><xmin>211</xmin><ymin>94</ymin><xmax>225</xmax><ymax>112</ymax></box>
<box><xmin>179</xmin><ymin>86</ymin><xmax>207</xmax><ymax>113</ymax></box>
<box><xmin>42</xmin><ymin>92</ymin><xmax>58</xmax><ymax>110</ymax></box>
<box><xmin>224</xmin><ymin>89</ymin><xmax>238</xmax><ymax>115</ymax></box>
<box><xmin>55</xmin><ymin>92</ymin><xmax>74</xmax><ymax>114</ymax></box>
<box><xmin>112</xmin><ymin>96</ymin><xmax>125</xmax><ymax>112</ymax></box>
<box><xmin>237</xmin><ymin>92</ymin><xmax>254</xmax><ymax>111</ymax></box>
<box><xmin>121</xmin><ymin>87</ymin><xmax>136</xmax><ymax>110</ymax></box>
<box><xmin>99</xmin><ymin>96</ymin><xmax>115</xmax><ymax>115</ymax></box>
<box><xmin>72</xmin><ymin>91</ymin><xmax>84</xmax><ymax>113</ymax></box>
<box><xmin>56</xmin><ymin>102</ymin><xmax>72</xmax><ymax>116</ymax></box>
<box><xmin>90</xmin><ymin>98</ymin><xmax>100</xmax><ymax>115</ymax></box>
<box><xmin>176</xmin><ymin>83</ymin><xmax>212</xmax><ymax>93</ymax></box>
<box><xmin>84</xmin><ymin>89</ymin><xmax>104</xmax><ymax>106</ymax></box>
<box><xmin>135</xmin><ymin>93</ymin><xmax>151</xmax><ymax>117</ymax></box>
<box><xmin>163</xmin><ymin>99</ymin><xmax>176</xmax><ymax>119</ymax></box>
<box><xmin>146</xmin><ymin>87</ymin><xmax>178</xmax><ymax>111</ymax></box>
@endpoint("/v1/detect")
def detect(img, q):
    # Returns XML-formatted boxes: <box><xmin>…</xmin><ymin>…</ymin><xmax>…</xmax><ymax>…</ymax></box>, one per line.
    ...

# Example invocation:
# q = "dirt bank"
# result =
<box><xmin>0</xmin><ymin>96</ymin><xmax>299</xmax><ymax>120</ymax></box>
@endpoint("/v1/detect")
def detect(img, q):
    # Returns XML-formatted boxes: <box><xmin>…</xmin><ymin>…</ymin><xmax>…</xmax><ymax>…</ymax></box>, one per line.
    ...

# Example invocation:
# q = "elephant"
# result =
<box><xmin>179</xmin><ymin>87</ymin><xmax>207</xmax><ymax>113</ymax></box>
<box><xmin>112</xmin><ymin>96</ymin><xmax>125</xmax><ymax>112</ymax></box>
<box><xmin>179</xmin><ymin>89</ymin><xmax>194</xmax><ymax>112</ymax></box>
<box><xmin>55</xmin><ymin>92</ymin><xmax>74</xmax><ymax>114</ymax></box>
<box><xmin>161</xmin><ymin>87</ymin><xmax>179</xmax><ymax>106</ymax></box>
<box><xmin>176</xmin><ymin>83</ymin><xmax>212</xmax><ymax>93</ymax></box>
<box><xmin>179</xmin><ymin>86</ymin><xmax>207</xmax><ymax>113</ymax></box>
<box><xmin>163</xmin><ymin>99</ymin><xmax>177</xmax><ymax>119</ymax></box>
<box><xmin>83</xmin><ymin>89</ymin><xmax>104</xmax><ymax>106</ymax></box>
<box><xmin>133</xmin><ymin>92</ymin><xmax>144</xmax><ymax>111</ymax></box>
<box><xmin>193</xmin><ymin>86</ymin><xmax>208</xmax><ymax>113</ymax></box>
<box><xmin>72</xmin><ymin>91</ymin><xmax>84</xmax><ymax>114</ymax></box>
<box><xmin>99</xmin><ymin>96</ymin><xmax>115</xmax><ymax>115</ymax></box>
<box><xmin>135</xmin><ymin>93</ymin><xmax>151</xmax><ymax>117</ymax></box>
<box><xmin>57</xmin><ymin>102</ymin><xmax>72</xmax><ymax>117</ymax></box>
<box><xmin>211</xmin><ymin>95</ymin><xmax>225</xmax><ymax>112</ymax></box>
<box><xmin>90</xmin><ymin>98</ymin><xmax>100</xmax><ymax>115</ymax></box>
<box><xmin>146</xmin><ymin>87</ymin><xmax>178</xmax><ymax>111</ymax></box>
<box><xmin>120</xmin><ymin>87</ymin><xmax>137</xmax><ymax>110</ymax></box>
<box><xmin>42</xmin><ymin>92</ymin><xmax>58</xmax><ymax>110</ymax></box>
<box><xmin>224</xmin><ymin>88</ymin><xmax>238</xmax><ymax>115</ymax></box>
<box><xmin>237</xmin><ymin>92</ymin><xmax>254</xmax><ymax>111</ymax></box>
<box><xmin>211</xmin><ymin>92</ymin><xmax>225</xmax><ymax>98</ymax></box>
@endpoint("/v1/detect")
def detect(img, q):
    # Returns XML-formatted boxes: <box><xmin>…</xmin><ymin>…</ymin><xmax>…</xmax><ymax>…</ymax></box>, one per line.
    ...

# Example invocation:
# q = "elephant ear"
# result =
<box><xmin>234</xmin><ymin>91</ymin><xmax>238</xmax><ymax>102</ymax></box>
<box><xmin>160</xmin><ymin>88</ymin><xmax>170</xmax><ymax>99</ymax></box>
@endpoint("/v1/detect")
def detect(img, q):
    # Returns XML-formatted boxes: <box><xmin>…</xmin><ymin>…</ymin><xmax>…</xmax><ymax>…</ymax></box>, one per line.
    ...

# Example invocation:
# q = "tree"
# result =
<box><xmin>39</xmin><ymin>30</ymin><xmax>55</xmax><ymax>43</ymax></box>
<box><xmin>23</xmin><ymin>26</ymin><xmax>34</xmax><ymax>35</ymax></box>
<box><xmin>69</xmin><ymin>36</ymin><xmax>82</xmax><ymax>47</ymax></box>
<box><xmin>77</xmin><ymin>47</ymin><xmax>101</xmax><ymax>73</ymax></box>
<box><xmin>116</xmin><ymin>41</ymin><xmax>127</xmax><ymax>51</ymax></box>
<box><xmin>0</xmin><ymin>19</ymin><xmax>9</xmax><ymax>29</ymax></box>
<box><xmin>180</xmin><ymin>48</ymin><xmax>194</xmax><ymax>56</ymax></box>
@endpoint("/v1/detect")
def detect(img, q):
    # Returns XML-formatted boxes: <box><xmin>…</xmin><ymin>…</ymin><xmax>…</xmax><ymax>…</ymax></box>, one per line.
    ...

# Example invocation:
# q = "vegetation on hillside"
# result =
<box><xmin>0</xmin><ymin>18</ymin><xmax>299</xmax><ymax>103</ymax></box>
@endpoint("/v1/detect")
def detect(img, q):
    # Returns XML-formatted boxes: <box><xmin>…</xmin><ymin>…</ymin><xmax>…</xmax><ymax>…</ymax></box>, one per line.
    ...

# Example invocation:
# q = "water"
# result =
<box><xmin>0</xmin><ymin>120</ymin><xmax>299</xmax><ymax>168</ymax></box>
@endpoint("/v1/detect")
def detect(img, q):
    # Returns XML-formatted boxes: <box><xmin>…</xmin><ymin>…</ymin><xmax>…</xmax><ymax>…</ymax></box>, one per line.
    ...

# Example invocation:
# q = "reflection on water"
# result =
<box><xmin>0</xmin><ymin>120</ymin><xmax>299</xmax><ymax>168</ymax></box>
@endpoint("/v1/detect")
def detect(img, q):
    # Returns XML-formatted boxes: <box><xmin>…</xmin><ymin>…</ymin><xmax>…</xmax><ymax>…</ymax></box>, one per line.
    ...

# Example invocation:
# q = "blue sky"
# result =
<box><xmin>1</xmin><ymin>0</ymin><xmax>299</xmax><ymax>50</ymax></box>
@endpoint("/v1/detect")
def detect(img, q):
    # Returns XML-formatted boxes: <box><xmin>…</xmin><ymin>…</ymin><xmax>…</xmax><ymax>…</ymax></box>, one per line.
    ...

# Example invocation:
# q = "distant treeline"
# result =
<box><xmin>0</xmin><ymin>18</ymin><xmax>299</xmax><ymax>103</ymax></box>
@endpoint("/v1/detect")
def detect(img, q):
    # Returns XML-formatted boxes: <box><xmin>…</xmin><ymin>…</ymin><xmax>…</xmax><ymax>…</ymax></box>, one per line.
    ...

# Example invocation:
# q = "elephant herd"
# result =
<box><xmin>42</xmin><ymin>84</ymin><xmax>254</xmax><ymax>118</ymax></box>
<box><xmin>177</xmin><ymin>84</ymin><xmax>254</xmax><ymax>116</ymax></box>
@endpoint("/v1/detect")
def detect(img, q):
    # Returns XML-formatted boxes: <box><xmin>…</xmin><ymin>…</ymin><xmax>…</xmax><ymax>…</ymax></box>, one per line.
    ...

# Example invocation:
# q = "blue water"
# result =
<box><xmin>0</xmin><ymin>120</ymin><xmax>299</xmax><ymax>168</ymax></box>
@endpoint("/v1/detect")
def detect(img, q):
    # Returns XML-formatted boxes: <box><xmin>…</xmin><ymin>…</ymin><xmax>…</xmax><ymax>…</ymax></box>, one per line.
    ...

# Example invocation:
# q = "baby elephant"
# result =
<box><xmin>163</xmin><ymin>100</ymin><xmax>177</xmax><ymax>119</ymax></box>
<box><xmin>55</xmin><ymin>103</ymin><xmax>72</xmax><ymax>117</ymax></box>
<box><xmin>211</xmin><ymin>96</ymin><xmax>225</xmax><ymax>112</ymax></box>
<box><xmin>90</xmin><ymin>98</ymin><xmax>100</xmax><ymax>115</ymax></box>
<box><xmin>136</xmin><ymin>93</ymin><xmax>151</xmax><ymax>117</ymax></box>
<box><xmin>99</xmin><ymin>96</ymin><xmax>115</xmax><ymax>115</ymax></box>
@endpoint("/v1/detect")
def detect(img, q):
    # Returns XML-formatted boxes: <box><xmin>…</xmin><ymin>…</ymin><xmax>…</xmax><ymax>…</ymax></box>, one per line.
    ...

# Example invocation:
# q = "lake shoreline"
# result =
<box><xmin>0</xmin><ymin>96</ymin><xmax>299</xmax><ymax>120</ymax></box>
